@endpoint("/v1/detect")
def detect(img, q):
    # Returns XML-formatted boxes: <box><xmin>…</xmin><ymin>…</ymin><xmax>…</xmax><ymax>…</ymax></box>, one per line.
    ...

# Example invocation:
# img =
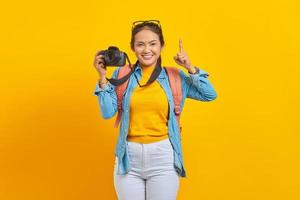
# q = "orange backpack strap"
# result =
<box><xmin>114</xmin><ymin>65</ymin><xmax>131</xmax><ymax>128</ymax></box>
<box><xmin>164</xmin><ymin>67</ymin><xmax>183</xmax><ymax>132</ymax></box>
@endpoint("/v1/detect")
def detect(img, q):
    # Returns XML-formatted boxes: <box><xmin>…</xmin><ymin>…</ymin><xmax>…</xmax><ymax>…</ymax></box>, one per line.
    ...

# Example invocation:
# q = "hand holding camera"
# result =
<box><xmin>94</xmin><ymin>53</ymin><xmax>107</xmax><ymax>78</ymax></box>
<box><xmin>94</xmin><ymin>46</ymin><xmax>128</xmax><ymax>73</ymax></box>
<box><xmin>94</xmin><ymin>46</ymin><xmax>131</xmax><ymax>88</ymax></box>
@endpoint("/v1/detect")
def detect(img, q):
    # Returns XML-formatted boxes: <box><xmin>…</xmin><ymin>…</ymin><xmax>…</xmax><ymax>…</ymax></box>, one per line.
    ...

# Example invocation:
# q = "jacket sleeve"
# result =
<box><xmin>179</xmin><ymin>67</ymin><xmax>217</xmax><ymax>101</ymax></box>
<box><xmin>94</xmin><ymin>68</ymin><xmax>119</xmax><ymax>119</ymax></box>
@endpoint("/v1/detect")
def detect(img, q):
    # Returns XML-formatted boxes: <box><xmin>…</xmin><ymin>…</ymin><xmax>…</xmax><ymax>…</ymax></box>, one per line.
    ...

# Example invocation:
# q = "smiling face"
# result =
<box><xmin>133</xmin><ymin>29</ymin><xmax>163</xmax><ymax>68</ymax></box>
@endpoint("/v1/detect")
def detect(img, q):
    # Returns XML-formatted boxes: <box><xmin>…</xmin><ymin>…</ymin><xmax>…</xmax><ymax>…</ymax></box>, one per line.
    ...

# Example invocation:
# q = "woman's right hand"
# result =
<box><xmin>93</xmin><ymin>51</ymin><xmax>107</xmax><ymax>77</ymax></box>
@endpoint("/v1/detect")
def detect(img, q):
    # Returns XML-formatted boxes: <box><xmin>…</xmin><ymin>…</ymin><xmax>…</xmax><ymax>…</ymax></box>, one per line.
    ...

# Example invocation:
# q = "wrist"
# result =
<box><xmin>188</xmin><ymin>66</ymin><xmax>199</xmax><ymax>75</ymax></box>
<box><xmin>98</xmin><ymin>72</ymin><xmax>106</xmax><ymax>79</ymax></box>
<box><xmin>98</xmin><ymin>76</ymin><xmax>106</xmax><ymax>82</ymax></box>
<box><xmin>98</xmin><ymin>79</ymin><xmax>107</xmax><ymax>84</ymax></box>
<box><xmin>98</xmin><ymin>77</ymin><xmax>108</xmax><ymax>87</ymax></box>
<box><xmin>98</xmin><ymin>82</ymin><xmax>107</xmax><ymax>89</ymax></box>
<box><xmin>187</xmin><ymin>66</ymin><xmax>196</xmax><ymax>74</ymax></box>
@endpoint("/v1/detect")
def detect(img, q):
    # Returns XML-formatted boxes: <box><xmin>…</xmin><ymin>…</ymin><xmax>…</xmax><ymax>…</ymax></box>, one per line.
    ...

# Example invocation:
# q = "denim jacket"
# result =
<box><xmin>94</xmin><ymin>64</ymin><xmax>217</xmax><ymax>177</ymax></box>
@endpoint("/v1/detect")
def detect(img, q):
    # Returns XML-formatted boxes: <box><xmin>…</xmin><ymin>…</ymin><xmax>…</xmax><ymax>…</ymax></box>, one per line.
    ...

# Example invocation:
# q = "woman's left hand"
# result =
<box><xmin>173</xmin><ymin>39</ymin><xmax>195</xmax><ymax>72</ymax></box>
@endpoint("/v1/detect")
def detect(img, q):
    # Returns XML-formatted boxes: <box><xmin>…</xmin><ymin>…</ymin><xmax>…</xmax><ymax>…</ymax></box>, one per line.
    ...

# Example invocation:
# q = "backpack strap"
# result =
<box><xmin>164</xmin><ymin>67</ymin><xmax>183</xmax><ymax>133</ymax></box>
<box><xmin>114</xmin><ymin>65</ymin><xmax>131</xmax><ymax>128</ymax></box>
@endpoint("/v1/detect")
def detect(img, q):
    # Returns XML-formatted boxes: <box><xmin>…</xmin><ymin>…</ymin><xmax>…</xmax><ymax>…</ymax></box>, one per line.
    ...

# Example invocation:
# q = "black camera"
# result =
<box><xmin>98</xmin><ymin>46</ymin><xmax>127</xmax><ymax>67</ymax></box>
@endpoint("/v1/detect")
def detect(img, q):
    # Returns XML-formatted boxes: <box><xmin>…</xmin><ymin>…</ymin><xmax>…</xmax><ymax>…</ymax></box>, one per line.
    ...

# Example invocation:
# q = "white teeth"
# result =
<box><xmin>142</xmin><ymin>55</ymin><xmax>153</xmax><ymax>60</ymax></box>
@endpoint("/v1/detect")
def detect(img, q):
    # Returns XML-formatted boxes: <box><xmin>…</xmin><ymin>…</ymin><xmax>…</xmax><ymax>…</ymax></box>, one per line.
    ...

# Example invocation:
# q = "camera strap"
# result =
<box><xmin>106</xmin><ymin>53</ymin><xmax>134</xmax><ymax>86</ymax></box>
<box><xmin>133</xmin><ymin>58</ymin><xmax>162</xmax><ymax>87</ymax></box>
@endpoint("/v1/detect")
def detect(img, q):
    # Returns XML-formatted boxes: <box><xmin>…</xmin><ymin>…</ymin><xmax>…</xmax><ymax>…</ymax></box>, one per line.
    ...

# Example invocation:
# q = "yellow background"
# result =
<box><xmin>1</xmin><ymin>0</ymin><xmax>299</xmax><ymax>199</ymax></box>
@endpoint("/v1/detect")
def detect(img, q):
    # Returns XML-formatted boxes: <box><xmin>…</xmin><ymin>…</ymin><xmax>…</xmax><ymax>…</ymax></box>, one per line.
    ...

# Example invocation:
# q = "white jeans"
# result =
<box><xmin>113</xmin><ymin>138</ymin><xmax>179</xmax><ymax>200</ymax></box>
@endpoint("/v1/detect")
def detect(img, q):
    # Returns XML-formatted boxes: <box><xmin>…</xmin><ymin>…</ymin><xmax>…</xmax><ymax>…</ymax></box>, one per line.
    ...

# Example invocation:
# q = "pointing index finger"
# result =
<box><xmin>179</xmin><ymin>38</ymin><xmax>183</xmax><ymax>53</ymax></box>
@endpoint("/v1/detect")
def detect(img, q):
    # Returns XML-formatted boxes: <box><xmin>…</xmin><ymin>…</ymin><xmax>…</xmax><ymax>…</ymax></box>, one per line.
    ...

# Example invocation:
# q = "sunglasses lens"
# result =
<box><xmin>132</xmin><ymin>20</ymin><xmax>160</xmax><ymax>29</ymax></box>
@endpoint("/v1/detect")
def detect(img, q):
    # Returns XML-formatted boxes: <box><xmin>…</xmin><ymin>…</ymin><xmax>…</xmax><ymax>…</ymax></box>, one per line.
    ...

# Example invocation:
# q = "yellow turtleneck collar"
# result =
<box><xmin>141</xmin><ymin>65</ymin><xmax>155</xmax><ymax>75</ymax></box>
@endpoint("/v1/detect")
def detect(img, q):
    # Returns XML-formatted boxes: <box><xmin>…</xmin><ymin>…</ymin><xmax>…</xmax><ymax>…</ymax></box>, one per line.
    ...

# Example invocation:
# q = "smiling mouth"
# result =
<box><xmin>142</xmin><ymin>55</ymin><xmax>153</xmax><ymax>60</ymax></box>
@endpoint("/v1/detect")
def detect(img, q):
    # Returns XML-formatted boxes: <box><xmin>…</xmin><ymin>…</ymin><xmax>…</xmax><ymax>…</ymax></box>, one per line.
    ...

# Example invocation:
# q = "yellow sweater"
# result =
<box><xmin>127</xmin><ymin>65</ymin><xmax>169</xmax><ymax>143</ymax></box>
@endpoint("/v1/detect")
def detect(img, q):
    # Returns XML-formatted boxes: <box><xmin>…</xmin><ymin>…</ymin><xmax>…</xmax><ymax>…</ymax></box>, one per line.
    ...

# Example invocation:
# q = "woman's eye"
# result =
<box><xmin>151</xmin><ymin>43</ymin><xmax>156</xmax><ymax>46</ymax></box>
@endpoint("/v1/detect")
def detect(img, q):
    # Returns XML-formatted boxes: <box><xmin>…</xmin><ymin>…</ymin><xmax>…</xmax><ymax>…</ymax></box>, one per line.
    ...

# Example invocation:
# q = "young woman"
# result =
<box><xmin>93</xmin><ymin>20</ymin><xmax>217</xmax><ymax>200</ymax></box>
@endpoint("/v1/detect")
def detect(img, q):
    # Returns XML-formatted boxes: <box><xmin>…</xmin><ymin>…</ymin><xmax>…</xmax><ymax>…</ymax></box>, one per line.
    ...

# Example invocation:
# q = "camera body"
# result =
<box><xmin>99</xmin><ymin>46</ymin><xmax>126</xmax><ymax>66</ymax></box>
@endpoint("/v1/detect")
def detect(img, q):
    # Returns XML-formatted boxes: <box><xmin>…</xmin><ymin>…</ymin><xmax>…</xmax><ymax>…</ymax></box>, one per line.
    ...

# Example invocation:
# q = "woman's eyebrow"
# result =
<box><xmin>136</xmin><ymin>40</ymin><xmax>158</xmax><ymax>44</ymax></box>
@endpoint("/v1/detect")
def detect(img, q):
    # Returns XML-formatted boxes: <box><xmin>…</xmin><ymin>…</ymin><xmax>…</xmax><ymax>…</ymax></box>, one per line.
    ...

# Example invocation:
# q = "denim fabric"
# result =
<box><xmin>94</xmin><ymin>64</ymin><xmax>217</xmax><ymax>177</ymax></box>
<box><xmin>114</xmin><ymin>138</ymin><xmax>179</xmax><ymax>200</ymax></box>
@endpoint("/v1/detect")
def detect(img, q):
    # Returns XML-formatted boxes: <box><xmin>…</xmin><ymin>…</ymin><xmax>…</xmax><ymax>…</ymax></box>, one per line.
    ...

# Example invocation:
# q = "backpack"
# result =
<box><xmin>114</xmin><ymin>65</ymin><xmax>183</xmax><ymax>133</ymax></box>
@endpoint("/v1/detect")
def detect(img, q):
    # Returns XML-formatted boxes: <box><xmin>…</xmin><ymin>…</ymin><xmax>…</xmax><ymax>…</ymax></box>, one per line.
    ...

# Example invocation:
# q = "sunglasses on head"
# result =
<box><xmin>132</xmin><ymin>20</ymin><xmax>161</xmax><ymax>30</ymax></box>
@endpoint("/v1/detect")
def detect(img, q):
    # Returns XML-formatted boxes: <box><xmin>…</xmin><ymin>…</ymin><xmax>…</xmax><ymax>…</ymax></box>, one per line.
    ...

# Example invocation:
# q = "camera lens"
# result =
<box><xmin>103</xmin><ymin>46</ymin><xmax>125</xmax><ymax>66</ymax></box>
<box><xmin>107</xmin><ymin>50</ymin><xmax>115</xmax><ymax>62</ymax></box>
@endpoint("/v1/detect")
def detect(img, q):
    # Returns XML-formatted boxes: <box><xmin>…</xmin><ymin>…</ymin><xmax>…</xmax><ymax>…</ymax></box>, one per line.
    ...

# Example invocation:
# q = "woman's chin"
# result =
<box><xmin>139</xmin><ymin>60</ymin><xmax>156</xmax><ymax>67</ymax></box>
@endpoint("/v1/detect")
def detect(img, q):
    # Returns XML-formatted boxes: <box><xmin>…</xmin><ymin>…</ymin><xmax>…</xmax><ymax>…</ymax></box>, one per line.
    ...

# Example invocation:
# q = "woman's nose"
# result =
<box><xmin>143</xmin><ymin>45</ymin><xmax>151</xmax><ymax>53</ymax></box>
